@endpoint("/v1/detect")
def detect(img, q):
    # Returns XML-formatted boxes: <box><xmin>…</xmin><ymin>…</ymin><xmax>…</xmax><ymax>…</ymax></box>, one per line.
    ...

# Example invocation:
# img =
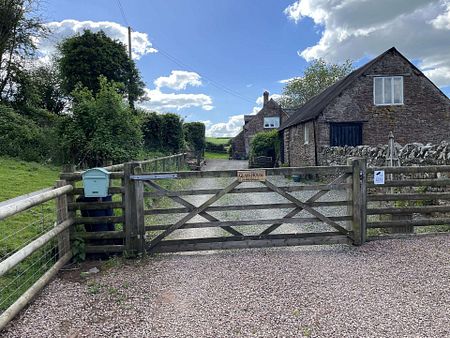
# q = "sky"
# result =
<box><xmin>38</xmin><ymin>0</ymin><xmax>450</xmax><ymax>137</ymax></box>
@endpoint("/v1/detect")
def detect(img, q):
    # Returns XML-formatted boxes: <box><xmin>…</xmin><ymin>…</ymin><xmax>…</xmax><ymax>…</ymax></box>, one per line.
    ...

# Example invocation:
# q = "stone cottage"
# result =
<box><xmin>231</xmin><ymin>91</ymin><xmax>292</xmax><ymax>159</ymax></box>
<box><xmin>279</xmin><ymin>47</ymin><xmax>450</xmax><ymax>166</ymax></box>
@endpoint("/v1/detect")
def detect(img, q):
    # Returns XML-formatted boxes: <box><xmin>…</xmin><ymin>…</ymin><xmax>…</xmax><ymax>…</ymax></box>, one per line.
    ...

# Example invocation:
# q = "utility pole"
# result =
<box><xmin>127</xmin><ymin>26</ymin><xmax>134</xmax><ymax>110</ymax></box>
<box><xmin>127</xmin><ymin>26</ymin><xmax>132</xmax><ymax>59</ymax></box>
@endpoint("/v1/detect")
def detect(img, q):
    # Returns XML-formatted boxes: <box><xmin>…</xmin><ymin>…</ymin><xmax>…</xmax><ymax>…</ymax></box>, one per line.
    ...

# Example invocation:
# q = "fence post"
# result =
<box><xmin>124</xmin><ymin>162</ymin><xmax>145</xmax><ymax>256</ymax></box>
<box><xmin>55</xmin><ymin>180</ymin><xmax>70</xmax><ymax>258</ymax></box>
<box><xmin>134</xmin><ymin>165</ymin><xmax>145</xmax><ymax>253</ymax></box>
<box><xmin>61</xmin><ymin>164</ymin><xmax>76</xmax><ymax>255</ymax></box>
<box><xmin>349</xmin><ymin>157</ymin><xmax>367</xmax><ymax>245</ymax></box>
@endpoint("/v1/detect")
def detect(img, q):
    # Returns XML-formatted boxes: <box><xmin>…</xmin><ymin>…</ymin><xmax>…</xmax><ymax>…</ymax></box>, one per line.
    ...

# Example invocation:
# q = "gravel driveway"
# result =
<box><xmin>3</xmin><ymin>160</ymin><xmax>450</xmax><ymax>337</ymax></box>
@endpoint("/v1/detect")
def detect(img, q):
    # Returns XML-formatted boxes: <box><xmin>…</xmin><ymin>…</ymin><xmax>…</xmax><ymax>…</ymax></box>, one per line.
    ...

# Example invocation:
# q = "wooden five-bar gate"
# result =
<box><xmin>121</xmin><ymin>158</ymin><xmax>366</xmax><ymax>254</ymax></box>
<box><xmin>58</xmin><ymin>159</ymin><xmax>450</xmax><ymax>256</ymax></box>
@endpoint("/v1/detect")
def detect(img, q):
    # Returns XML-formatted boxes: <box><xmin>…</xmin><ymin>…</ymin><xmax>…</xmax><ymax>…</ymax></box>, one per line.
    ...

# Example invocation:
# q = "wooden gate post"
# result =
<box><xmin>55</xmin><ymin>180</ymin><xmax>70</xmax><ymax>258</ymax></box>
<box><xmin>348</xmin><ymin>157</ymin><xmax>367</xmax><ymax>245</ymax></box>
<box><xmin>124</xmin><ymin>162</ymin><xmax>145</xmax><ymax>256</ymax></box>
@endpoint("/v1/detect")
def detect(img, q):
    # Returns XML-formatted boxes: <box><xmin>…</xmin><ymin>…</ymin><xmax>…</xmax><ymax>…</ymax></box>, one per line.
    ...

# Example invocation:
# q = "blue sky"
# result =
<box><xmin>40</xmin><ymin>0</ymin><xmax>450</xmax><ymax>136</ymax></box>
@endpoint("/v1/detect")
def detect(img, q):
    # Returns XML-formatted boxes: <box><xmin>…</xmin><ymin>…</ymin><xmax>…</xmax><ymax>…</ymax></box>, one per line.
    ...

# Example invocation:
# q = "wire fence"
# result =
<box><xmin>0</xmin><ymin>201</ymin><xmax>67</xmax><ymax>312</ymax></box>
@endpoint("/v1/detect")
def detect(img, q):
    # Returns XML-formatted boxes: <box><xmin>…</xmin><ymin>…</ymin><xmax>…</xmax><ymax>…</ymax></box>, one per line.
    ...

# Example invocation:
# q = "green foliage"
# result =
<box><xmin>142</xmin><ymin>112</ymin><xmax>184</xmax><ymax>154</ymax></box>
<box><xmin>249</xmin><ymin>130</ymin><xmax>280</xmax><ymax>163</ymax></box>
<box><xmin>205</xmin><ymin>141</ymin><xmax>226</xmax><ymax>153</ymax></box>
<box><xmin>59</xmin><ymin>77</ymin><xmax>143</xmax><ymax>167</ymax></box>
<box><xmin>161</xmin><ymin>113</ymin><xmax>184</xmax><ymax>153</ymax></box>
<box><xmin>142</xmin><ymin>112</ymin><xmax>163</xmax><ymax>150</ymax></box>
<box><xmin>0</xmin><ymin>0</ymin><xmax>47</xmax><ymax>102</ymax></box>
<box><xmin>0</xmin><ymin>104</ymin><xmax>57</xmax><ymax>162</ymax></box>
<box><xmin>281</xmin><ymin>59</ymin><xmax>353</xmax><ymax>108</ymax></box>
<box><xmin>184</xmin><ymin>122</ymin><xmax>205</xmax><ymax>153</ymax></box>
<box><xmin>71</xmin><ymin>228</ymin><xmax>86</xmax><ymax>262</ymax></box>
<box><xmin>23</xmin><ymin>62</ymin><xmax>66</xmax><ymax>114</ymax></box>
<box><xmin>57</xmin><ymin>30</ymin><xmax>145</xmax><ymax>107</ymax></box>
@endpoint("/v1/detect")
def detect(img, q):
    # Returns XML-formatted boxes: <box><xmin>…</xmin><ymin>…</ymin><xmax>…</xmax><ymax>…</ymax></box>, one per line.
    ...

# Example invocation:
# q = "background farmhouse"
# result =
<box><xmin>280</xmin><ymin>47</ymin><xmax>450</xmax><ymax>166</ymax></box>
<box><xmin>231</xmin><ymin>91</ymin><xmax>293</xmax><ymax>159</ymax></box>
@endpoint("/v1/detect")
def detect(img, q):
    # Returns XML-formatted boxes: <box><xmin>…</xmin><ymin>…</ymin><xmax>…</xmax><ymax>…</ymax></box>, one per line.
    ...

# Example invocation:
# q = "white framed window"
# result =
<box><xmin>374</xmin><ymin>76</ymin><xmax>403</xmax><ymax>105</ymax></box>
<box><xmin>304</xmin><ymin>124</ymin><xmax>309</xmax><ymax>145</ymax></box>
<box><xmin>263</xmin><ymin>117</ymin><xmax>280</xmax><ymax>128</ymax></box>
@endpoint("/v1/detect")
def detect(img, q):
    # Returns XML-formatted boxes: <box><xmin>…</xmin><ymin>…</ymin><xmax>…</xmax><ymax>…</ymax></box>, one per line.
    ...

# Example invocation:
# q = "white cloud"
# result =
<box><xmin>278</xmin><ymin>77</ymin><xmax>298</xmax><ymax>84</ymax></box>
<box><xmin>139</xmin><ymin>88</ymin><xmax>213</xmax><ymax>112</ymax></box>
<box><xmin>154</xmin><ymin>70</ymin><xmax>202</xmax><ymax>90</ymax></box>
<box><xmin>206</xmin><ymin>115</ymin><xmax>245</xmax><ymax>137</ymax></box>
<box><xmin>39</xmin><ymin>19</ymin><xmax>157</xmax><ymax>59</ymax></box>
<box><xmin>285</xmin><ymin>0</ymin><xmax>450</xmax><ymax>88</ymax></box>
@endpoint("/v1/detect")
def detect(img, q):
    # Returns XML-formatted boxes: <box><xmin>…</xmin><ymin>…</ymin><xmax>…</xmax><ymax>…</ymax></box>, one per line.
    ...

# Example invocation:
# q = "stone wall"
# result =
<box><xmin>231</xmin><ymin>130</ymin><xmax>246</xmax><ymax>160</ymax></box>
<box><xmin>284</xmin><ymin>121</ymin><xmax>316</xmax><ymax>166</ymax></box>
<box><xmin>319</xmin><ymin>141</ymin><xmax>450</xmax><ymax>166</ymax></box>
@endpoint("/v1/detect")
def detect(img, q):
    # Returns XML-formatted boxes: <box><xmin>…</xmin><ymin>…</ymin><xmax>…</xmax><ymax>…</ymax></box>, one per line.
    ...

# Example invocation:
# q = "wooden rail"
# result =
<box><xmin>0</xmin><ymin>185</ymin><xmax>73</xmax><ymax>221</ymax></box>
<box><xmin>367</xmin><ymin>165</ymin><xmax>450</xmax><ymax>233</ymax></box>
<box><xmin>0</xmin><ymin>183</ymin><xmax>73</xmax><ymax>331</ymax></box>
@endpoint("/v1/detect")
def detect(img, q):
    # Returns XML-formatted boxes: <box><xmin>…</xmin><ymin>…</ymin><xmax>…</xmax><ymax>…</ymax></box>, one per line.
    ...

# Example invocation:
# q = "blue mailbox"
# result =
<box><xmin>82</xmin><ymin>168</ymin><xmax>110</xmax><ymax>197</ymax></box>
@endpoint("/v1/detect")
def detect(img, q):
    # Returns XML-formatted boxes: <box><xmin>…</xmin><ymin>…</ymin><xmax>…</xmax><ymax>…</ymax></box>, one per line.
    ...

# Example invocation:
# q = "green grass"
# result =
<box><xmin>204</xmin><ymin>151</ymin><xmax>229</xmax><ymax>160</ymax></box>
<box><xmin>0</xmin><ymin>157</ymin><xmax>60</xmax><ymax>311</ymax></box>
<box><xmin>0</xmin><ymin>157</ymin><xmax>60</xmax><ymax>202</ymax></box>
<box><xmin>206</xmin><ymin>137</ymin><xmax>231</xmax><ymax>145</ymax></box>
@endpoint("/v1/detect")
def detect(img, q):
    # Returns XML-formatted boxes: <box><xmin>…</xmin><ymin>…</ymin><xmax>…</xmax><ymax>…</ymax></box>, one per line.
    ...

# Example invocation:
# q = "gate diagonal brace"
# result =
<box><xmin>148</xmin><ymin>179</ymin><xmax>243</xmax><ymax>250</ymax></box>
<box><xmin>143</xmin><ymin>181</ymin><xmax>242</xmax><ymax>237</ymax></box>
<box><xmin>260</xmin><ymin>172</ymin><xmax>351</xmax><ymax>236</ymax></box>
<box><xmin>262</xmin><ymin>179</ymin><xmax>349</xmax><ymax>235</ymax></box>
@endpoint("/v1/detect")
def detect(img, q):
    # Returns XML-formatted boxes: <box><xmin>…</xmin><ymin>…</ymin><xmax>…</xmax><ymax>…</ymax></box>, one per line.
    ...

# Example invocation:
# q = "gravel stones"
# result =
<box><xmin>3</xmin><ymin>235</ymin><xmax>449</xmax><ymax>337</ymax></box>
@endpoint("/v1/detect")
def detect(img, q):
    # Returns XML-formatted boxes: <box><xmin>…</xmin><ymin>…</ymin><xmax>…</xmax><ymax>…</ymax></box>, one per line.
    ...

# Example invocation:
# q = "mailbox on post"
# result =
<box><xmin>82</xmin><ymin>168</ymin><xmax>110</xmax><ymax>197</ymax></box>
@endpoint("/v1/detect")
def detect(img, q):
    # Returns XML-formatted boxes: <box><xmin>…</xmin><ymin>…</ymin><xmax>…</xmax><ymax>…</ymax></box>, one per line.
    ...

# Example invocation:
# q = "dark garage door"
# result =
<box><xmin>330</xmin><ymin>123</ymin><xmax>362</xmax><ymax>147</ymax></box>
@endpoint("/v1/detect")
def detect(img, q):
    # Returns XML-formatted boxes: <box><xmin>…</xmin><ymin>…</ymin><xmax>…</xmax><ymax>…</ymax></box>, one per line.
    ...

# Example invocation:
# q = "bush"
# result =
<box><xmin>142</xmin><ymin>112</ymin><xmax>163</xmax><ymax>150</ymax></box>
<box><xmin>142</xmin><ymin>112</ymin><xmax>184</xmax><ymax>154</ymax></box>
<box><xmin>249</xmin><ymin>130</ymin><xmax>280</xmax><ymax>164</ymax></box>
<box><xmin>161</xmin><ymin>113</ymin><xmax>184</xmax><ymax>153</ymax></box>
<box><xmin>0</xmin><ymin>104</ymin><xmax>55</xmax><ymax>162</ymax></box>
<box><xmin>184</xmin><ymin>122</ymin><xmax>205</xmax><ymax>153</ymax></box>
<box><xmin>205</xmin><ymin>142</ymin><xmax>226</xmax><ymax>153</ymax></box>
<box><xmin>59</xmin><ymin>77</ymin><xmax>143</xmax><ymax>166</ymax></box>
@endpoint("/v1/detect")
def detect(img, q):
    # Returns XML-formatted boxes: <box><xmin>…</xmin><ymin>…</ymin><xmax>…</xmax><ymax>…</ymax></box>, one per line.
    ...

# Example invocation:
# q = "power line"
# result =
<box><xmin>114</xmin><ymin>0</ymin><xmax>255</xmax><ymax>105</ymax></box>
<box><xmin>116</xmin><ymin>0</ymin><xmax>129</xmax><ymax>27</ymax></box>
<box><xmin>155</xmin><ymin>47</ymin><xmax>255</xmax><ymax>104</ymax></box>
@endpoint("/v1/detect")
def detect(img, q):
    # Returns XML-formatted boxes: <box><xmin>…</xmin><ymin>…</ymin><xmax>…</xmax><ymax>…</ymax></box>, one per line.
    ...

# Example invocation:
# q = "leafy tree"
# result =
<box><xmin>59</xmin><ymin>77</ymin><xmax>143</xmax><ymax>166</ymax></box>
<box><xmin>281</xmin><ymin>59</ymin><xmax>353</xmax><ymax>108</ymax></box>
<box><xmin>0</xmin><ymin>0</ymin><xmax>47</xmax><ymax>102</ymax></box>
<box><xmin>12</xmin><ymin>61</ymin><xmax>66</xmax><ymax>114</ymax></box>
<box><xmin>57</xmin><ymin>30</ymin><xmax>144</xmax><ymax>108</ymax></box>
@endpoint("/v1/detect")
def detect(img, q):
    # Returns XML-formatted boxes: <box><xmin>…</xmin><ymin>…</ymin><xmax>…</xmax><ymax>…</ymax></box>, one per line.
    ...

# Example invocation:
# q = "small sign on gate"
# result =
<box><xmin>237</xmin><ymin>170</ymin><xmax>266</xmax><ymax>182</ymax></box>
<box><xmin>373</xmin><ymin>170</ymin><xmax>385</xmax><ymax>185</ymax></box>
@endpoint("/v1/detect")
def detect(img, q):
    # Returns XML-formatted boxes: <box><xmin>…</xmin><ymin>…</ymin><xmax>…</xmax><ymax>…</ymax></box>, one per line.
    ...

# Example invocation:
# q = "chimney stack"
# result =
<box><xmin>263</xmin><ymin>90</ymin><xmax>269</xmax><ymax>106</ymax></box>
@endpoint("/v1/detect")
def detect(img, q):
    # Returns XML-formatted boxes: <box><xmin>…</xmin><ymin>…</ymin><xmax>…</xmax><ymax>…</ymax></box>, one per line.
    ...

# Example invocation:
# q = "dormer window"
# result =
<box><xmin>264</xmin><ymin>117</ymin><xmax>280</xmax><ymax>128</ymax></box>
<box><xmin>374</xmin><ymin>76</ymin><xmax>403</xmax><ymax>105</ymax></box>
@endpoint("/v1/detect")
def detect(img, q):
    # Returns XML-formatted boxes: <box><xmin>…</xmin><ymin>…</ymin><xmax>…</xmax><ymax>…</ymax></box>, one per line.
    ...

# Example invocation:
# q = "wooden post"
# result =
<box><xmin>124</xmin><ymin>162</ymin><xmax>144</xmax><ymax>256</ymax></box>
<box><xmin>61</xmin><ymin>164</ymin><xmax>76</xmax><ymax>255</ymax></box>
<box><xmin>55</xmin><ymin>180</ymin><xmax>70</xmax><ymax>258</ymax></box>
<box><xmin>349</xmin><ymin>158</ymin><xmax>367</xmax><ymax>245</ymax></box>
<box><xmin>134</xmin><ymin>165</ymin><xmax>145</xmax><ymax>253</ymax></box>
